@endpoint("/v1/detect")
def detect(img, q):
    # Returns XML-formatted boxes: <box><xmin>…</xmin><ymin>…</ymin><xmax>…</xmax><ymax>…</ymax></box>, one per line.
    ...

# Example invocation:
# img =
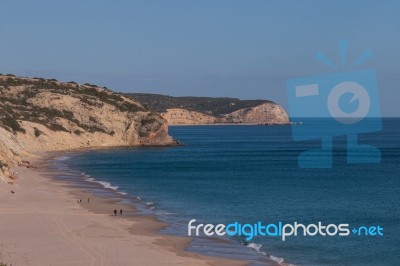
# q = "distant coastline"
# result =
<box><xmin>126</xmin><ymin>93</ymin><xmax>289</xmax><ymax>126</ymax></box>
<box><xmin>0</xmin><ymin>74</ymin><xmax>288</xmax><ymax>183</ymax></box>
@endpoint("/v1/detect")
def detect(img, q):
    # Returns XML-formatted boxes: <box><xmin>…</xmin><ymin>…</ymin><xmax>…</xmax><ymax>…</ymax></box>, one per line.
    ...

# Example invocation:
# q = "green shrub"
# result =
<box><xmin>141</xmin><ymin>117</ymin><xmax>157</xmax><ymax>126</ymax></box>
<box><xmin>118</xmin><ymin>101</ymin><xmax>143</xmax><ymax>113</ymax></box>
<box><xmin>89</xmin><ymin>116</ymin><xmax>97</xmax><ymax>123</ymax></box>
<box><xmin>1</xmin><ymin>116</ymin><xmax>26</xmax><ymax>133</ymax></box>
<box><xmin>48</xmin><ymin>123</ymin><xmax>69</xmax><ymax>132</ymax></box>
<box><xmin>80</xmin><ymin>97</ymin><xmax>103</xmax><ymax>108</ymax></box>
<box><xmin>31</xmin><ymin>107</ymin><xmax>64</xmax><ymax>119</ymax></box>
<box><xmin>0</xmin><ymin>160</ymin><xmax>9</xmax><ymax>168</ymax></box>
<box><xmin>34</xmin><ymin>127</ymin><xmax>43</xmax><ymax>137</ymax></box>
<box><xmin>83</xmin><ymin>83</ymin><xmax>96</xmax><ymax>87</ymax></box>
<box><xmin>62</xmin><ymin>110</ymin><xmax>74</xmax><ymax>120</ymax></box>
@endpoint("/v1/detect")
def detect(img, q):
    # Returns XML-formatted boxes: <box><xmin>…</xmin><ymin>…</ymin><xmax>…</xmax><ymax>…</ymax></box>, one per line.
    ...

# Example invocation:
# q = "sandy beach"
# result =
<box><xmin>0</xmin><ymin>155</ymin><xmax>247</xmax><ymax>266</ymax></box>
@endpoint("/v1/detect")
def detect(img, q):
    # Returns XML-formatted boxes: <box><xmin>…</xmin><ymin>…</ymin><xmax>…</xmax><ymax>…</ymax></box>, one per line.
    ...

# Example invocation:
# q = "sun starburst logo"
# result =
<box><xmin>286</xmin><ymin>39</ymin><xmax>382</xmax><ymax>168</ymax></box>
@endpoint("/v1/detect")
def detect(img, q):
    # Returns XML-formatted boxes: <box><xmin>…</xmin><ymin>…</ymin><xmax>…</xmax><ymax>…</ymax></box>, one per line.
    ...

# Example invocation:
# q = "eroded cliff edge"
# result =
<box><xmin>0</xmin><ymin>75</ymin><xmax>173</xmax><ymax>181</ymax></box>
<box><xmin>126</xmin><ymin>93</ymin><xmax>289</xmax><ymax>125</ymax></box>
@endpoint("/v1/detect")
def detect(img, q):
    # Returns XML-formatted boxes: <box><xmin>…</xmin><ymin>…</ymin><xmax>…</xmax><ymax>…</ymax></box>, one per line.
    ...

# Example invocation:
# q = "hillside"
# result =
<box><xmin>125</xmin><ymin>93</ymin><xmax>289</xmax><ymax>125</ymax></box>
<box><xmin>124</xmin><ymin>93</ymin><xmax>273</xmax><ymax>116</ymax></box>
<box><xmin>0</xmin><ymin>75</ymin><xmax>173</xmax><ymax>182</ymax></box>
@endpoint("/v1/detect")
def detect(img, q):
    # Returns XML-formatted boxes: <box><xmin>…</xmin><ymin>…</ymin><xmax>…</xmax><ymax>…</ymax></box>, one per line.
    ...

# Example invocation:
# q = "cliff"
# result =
<box><xmin>0</xmin><ymin>75</ymin><xmax>173</xmax><ymax>182</ymax></box>
<box><xmin>161</xmin><ymin>108</ymin><xmax>217</xmax><ymax>125</ymax></box>
<box><xmin>219</xmin><ymin>102</ymin><xmax>289</xmax><ymax>125</ymax></box>
<box><xmin>126</xmin><ymin>93</ymin><xmax>289</xmax><ymax>125</ymax></box>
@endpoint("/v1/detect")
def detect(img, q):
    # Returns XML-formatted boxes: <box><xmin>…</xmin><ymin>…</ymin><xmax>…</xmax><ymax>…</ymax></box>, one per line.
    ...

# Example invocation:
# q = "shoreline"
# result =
<box><xmin>0</xmin><ymin>152</ymin><xmax>249</xmax><ymax>266</ymax></box>
<box><xmin>43</xmin><ymin>151</ymin><xmax>281</xmax><ymax>266</ymax></box>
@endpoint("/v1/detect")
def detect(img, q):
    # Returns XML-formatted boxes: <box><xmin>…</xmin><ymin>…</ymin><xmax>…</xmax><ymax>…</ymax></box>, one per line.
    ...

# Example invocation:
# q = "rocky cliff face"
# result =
<box><xmin>219</xmin><ymin>103</ymin><xmax>289</xmax><ymax>125</ymax></box>
<box><xmin>161</xmin><ymin>109</ymin><xmax>217</xmax><ymax>125</ymax></box>
<box><xmin>126</xmin><ymin>93</ymin><xmax>289</xmax><ymax>126</ymax></box>
<box><xmin>0</xmin><ymin>75</ymin><xmax>173</xmax><ymax>181</ymax></box>
<box><xmin>162</xmin><ymin>102</ymin><xmax>289</xmax><ymax>125</ymax></box>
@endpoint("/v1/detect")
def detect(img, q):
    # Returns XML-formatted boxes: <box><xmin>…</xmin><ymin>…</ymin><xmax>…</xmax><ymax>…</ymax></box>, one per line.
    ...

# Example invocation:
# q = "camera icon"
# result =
<box><xmin>287</xmin><ymin>65</ymin><xmax>382</xmax><ymax>168</ymax></box>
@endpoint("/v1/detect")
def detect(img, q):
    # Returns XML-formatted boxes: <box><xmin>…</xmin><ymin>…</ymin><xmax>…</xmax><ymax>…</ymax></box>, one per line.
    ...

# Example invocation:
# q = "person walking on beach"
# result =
<box><xmin>120</xmin><ymin>209</ymin><xmax>123</xmax><ymax>216</ymax></box>
<box><xmin>87</xmin><ymin>197</ymin><xmax>90</xmax><ymax>203</ymax></box>
<box><xmin>114</xmin><ymin>209</ymin><xmax>117</xmax><ymax>216</ymax></box>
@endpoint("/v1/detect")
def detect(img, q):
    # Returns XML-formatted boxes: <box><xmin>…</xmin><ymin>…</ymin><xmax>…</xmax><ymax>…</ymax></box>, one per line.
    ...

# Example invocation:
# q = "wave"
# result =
<box><xmin>146</xmin><ymin>201</ymin><xmax>155</xmax><ymax>208</ymax></box>
<box><xmin>96</xmin><ymin>180</ymin><xmax>119</xmax><ymax>190</ymax></box>
<box><xmin>83</xmin><ymin>175</ymin><xmax>119</xmax><ymax>191</ymax></box>
<box><xmin>247</xmin><ymin>243</ymin><xmax>266</xmax><ymax>256</ymax></box>
<box><xmin>80</xmin><ymin>172</ymin><xmax>129</xmax><ymax>197</ymax></box>
<box><xmin>56</xmin><ymin>156</ymin><xmax>70</xmax><ymax>161</ymax></box>
<box><xmin>247</xmin><ymin>243</ymin><xmax>296</xmax><ymax>266</ymax></box>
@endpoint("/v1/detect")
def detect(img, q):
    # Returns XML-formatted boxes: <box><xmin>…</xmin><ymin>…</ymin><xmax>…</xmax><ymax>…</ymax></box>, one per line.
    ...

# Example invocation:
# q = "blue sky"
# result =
<box><xmin>0</xmin><ymin>0</ymin><xmax>399</xmax><ymax>116</ymax></box>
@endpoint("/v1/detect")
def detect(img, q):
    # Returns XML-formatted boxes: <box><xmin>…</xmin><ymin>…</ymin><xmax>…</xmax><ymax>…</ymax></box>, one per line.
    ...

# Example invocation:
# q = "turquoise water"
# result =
<box><xmin>52</xmin><ymin>118</ymin><xmax>400</xmax><ymax>266</ymax></box>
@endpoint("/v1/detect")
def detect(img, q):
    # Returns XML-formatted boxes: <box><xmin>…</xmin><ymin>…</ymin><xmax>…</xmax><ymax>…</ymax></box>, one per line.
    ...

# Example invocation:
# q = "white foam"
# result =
<box><xmin>81</xmin><ymin>175</ymin><xmax>132</xmax><ymax>198</ymax></box>
<box><xmin>56</xmin><ymin>156</ymin><xmax>70</xmax><ymax>161</ymax></box>
<box><xmin>97</xmin><ymin>181</ymin><xmax>119</xmax><ymax>190</ymax></box>
<box><xmin>270</xmin><ymin>255</ymin><xmax>285</xmax><ymax>264</ymax></box>
<box><xmin>247</xmin><ymin>243</ymin><xmax>266</xmax><ymax>256</ymax></box>
<box><xmin>269</xmin><ymin>255</ymin><xmax>297</xmax><ymax>266</ymax></box>
<box><xmin>247</xmin><ymin>243</ymin><xmax>296</xmax><ymax>266</ymax></box>
<box><xmin>83</xmin><ymin>175</ymin><xmax>119</xmax><ymax>191</ymax></box>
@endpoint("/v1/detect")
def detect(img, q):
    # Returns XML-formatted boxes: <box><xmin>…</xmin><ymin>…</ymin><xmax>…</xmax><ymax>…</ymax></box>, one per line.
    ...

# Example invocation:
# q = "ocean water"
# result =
<box><xmin>50</xmin><ymin>118</ymin><xmax>400</xmax><ymax>266</ymax></box>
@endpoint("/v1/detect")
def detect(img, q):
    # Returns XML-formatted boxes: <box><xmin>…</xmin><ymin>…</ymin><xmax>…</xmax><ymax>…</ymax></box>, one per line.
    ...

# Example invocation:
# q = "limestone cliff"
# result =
<box><xmin>161</xmin><ymin>103</ymin><xmax>289</xmax><ymax>125</ymax></box>
<box><xmin>126</xmin><ymin>93</ymin><xmax>289</xmax><ymax>126</ymax></box>
<box><xmin>161</xmin><ymin>109</ymin><xmax>217</xmax><ymax>125</ymax></box>
<box><xmin>219</xmin><ymin>103</ymin><xmax>289</xmax><ymax>125</ymax></box>
<box><xmin>0</xmin><ymin>75</ymin><xmax>173</xmax><ymax>182</ymax></box>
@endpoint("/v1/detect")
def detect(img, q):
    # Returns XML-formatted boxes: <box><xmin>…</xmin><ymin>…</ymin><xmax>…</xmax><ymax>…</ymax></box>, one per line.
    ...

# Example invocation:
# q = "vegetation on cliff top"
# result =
<box><xmin>0</xmin><ymin>75</ymin><xmax>145</xmax><ymax>134</ymax></box>
<box><xmin>124</xmin><ymin>93</ymin><xmax>274</xmax><ymax>116</ymax></box>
